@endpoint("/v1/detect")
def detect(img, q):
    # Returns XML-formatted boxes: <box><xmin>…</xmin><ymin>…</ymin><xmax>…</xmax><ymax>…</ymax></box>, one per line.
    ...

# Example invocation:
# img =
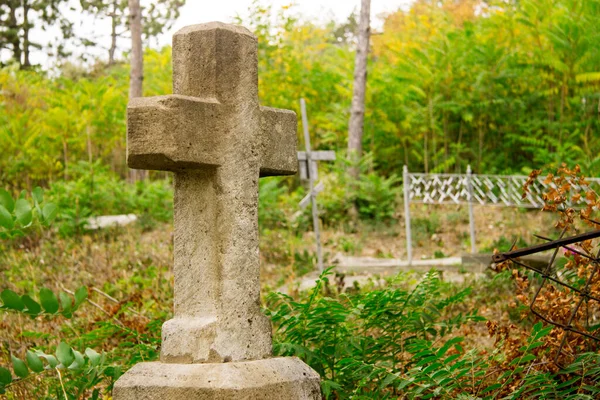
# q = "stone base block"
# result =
<box><xmin>113</xmin><ymin>357</ymin><xmax>321</xmax><ymax>399</ymax></box>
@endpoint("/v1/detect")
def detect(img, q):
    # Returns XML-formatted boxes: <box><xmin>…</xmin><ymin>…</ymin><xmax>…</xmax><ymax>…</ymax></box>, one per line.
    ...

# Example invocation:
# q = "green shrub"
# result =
<box><xmin>268</xmin><ymin>269</ymin><xmax>600</xmax><ymax>398</ymax></box>
<box><xmin>45</xmin><ymin>161</ymin><xmax>172</xmax><ymax>236</ymax></box>
<box><xmin>267</xmin><ymin>269</ymin><xmax>483</xmax><ymax>398</ymax></box>
<box><xmin>258</xmin><ymin>178</ymin><xmax>290</xmax><ymax>229</ymax></box>
<box><xmin>312</xmin><ymin>154</ymin><xmax>401</xmax><ymax>227</ymax></box>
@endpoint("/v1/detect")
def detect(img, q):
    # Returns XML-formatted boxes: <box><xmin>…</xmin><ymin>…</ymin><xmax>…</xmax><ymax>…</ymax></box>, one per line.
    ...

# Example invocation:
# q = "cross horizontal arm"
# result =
<box><xmin>127</xmin><ymin>95</ymin><xmax>223</xmax><ymax>171</ymax></box>
<box><xmin>259</xmin><ymin>106</ymin><xmax>298</xmax><ymax>177</ymax></box>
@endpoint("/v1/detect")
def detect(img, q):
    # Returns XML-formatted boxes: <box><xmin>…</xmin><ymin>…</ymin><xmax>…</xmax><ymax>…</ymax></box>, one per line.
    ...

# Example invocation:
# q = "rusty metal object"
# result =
<box><xmin>492</xmin><ymin>229</ymin><xmax>600</xmax><ymax>263</ymax></box>
<box><xmin>494</xmin><ymin>228</ymin><xmax>600</xmax><ymax>364</ymax></box>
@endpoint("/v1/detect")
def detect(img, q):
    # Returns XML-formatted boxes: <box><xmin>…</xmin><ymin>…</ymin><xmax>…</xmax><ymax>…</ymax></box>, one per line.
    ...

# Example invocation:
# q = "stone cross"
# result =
<box><xmin>127</xmin><ymin>22</ymin><xmax>297</xmax><ymax>363</ymax></box>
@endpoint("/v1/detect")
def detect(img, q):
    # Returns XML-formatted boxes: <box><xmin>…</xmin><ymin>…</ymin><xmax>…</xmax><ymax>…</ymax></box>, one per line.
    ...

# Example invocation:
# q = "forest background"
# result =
<box><xmin>2</xmin><ymin>0</ymin><xmax>600</xmax><ymax>193</ymax></box>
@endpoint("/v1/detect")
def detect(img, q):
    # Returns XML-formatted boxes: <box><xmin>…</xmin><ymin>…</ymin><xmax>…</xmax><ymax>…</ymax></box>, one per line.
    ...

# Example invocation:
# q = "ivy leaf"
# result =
<box><xmin>26</xmin><ymin>351</ymin><xmax>44</xmax><ymax>373</ymax></box>
<box><xmin>42</xmin><ymin>203</ymin><xmax>58</xmax><ymax>225</ymax></box>
<box><xmin>39</xmin><ymin>288</ymin><xmax>59</xmax><ymax>314</ymax></box>
<box><xmin>35</xmin><ymin>351</ymin><xmax>58</xmax><ymax>369</ymax></box>
<box><xmin>70</xmin><ymin>350</ymin><xmax>85</xmax><ymax>370</ymax></box>
<box><xmin>0</xmin><ymin>205</ymin><xmax>13</xmax><ymax>230</ymax></box>
<box><xmin>85</xmin><ymin>348</ymin><xmax>101</xmax><ymax>367</ymax></box>
<box><xmin>59</xmin><ymin>292</ymin><xmax>72</xmax><ymax>318</ymax></box>
<box><xmin>32</xmin><ymin>187</ymin><xmax>43</xmax><ymax>205</ymax></box>
<box><xmin>0</xmin><ymin>367</ymin><xmax>12</xmax><ymax>385</ymax></box>
<box><xmin>56</xmin><ymin>342</ymin><xmax>74</xmax><ymax>368</ymax></box>
<box><xmin>74</xmin><ymin>287</ymin><xmax>88</xmax><ymax>310</ymax></box>
<box><xmin>1</xmin><ymin>290</ymin><xmax>25</xmax><ymax>311</ymax></box>
<box><xmin>11</xmin><ymin>356</ymin><xmax>28</xmax><ymax>378</ymax></box>
<box><xmin>21</xmin><ymin>295</ymin><xmax>41</xmax><ymax>317</ymax></box>
<box><xmin>0</xmin><ymin>189</ymin><xmax>14</xmax><ymax>213</ymax></box>
<box><xmin>14</xmin><ymin>199</ymin><xmax>33</xmax><ymax>228</ymax></box>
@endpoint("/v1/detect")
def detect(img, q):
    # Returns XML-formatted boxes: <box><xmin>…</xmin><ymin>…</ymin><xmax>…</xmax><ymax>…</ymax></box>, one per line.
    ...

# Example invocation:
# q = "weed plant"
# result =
<box><xmin>268</xmin><ymin>269</ymin><xmax>600</xmax><ymax>399</ymax></box>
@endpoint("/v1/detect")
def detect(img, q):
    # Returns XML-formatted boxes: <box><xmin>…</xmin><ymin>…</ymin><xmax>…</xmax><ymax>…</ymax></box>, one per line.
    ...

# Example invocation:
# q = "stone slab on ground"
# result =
<box><xmin>279</xmin><ymin>256</ymin><xmax>486</xmax><ymax>295</ymax></box>
<box><xmin>113</xmin><ymin>357</ymin><xmax>321</xmax><ymax>400</ymax></box>
<box><xmin>86</xmin><ymin>214</ymin><xmax>137</xmax><ymax>230</ymax></box>
<box><xmin>332</xmin><ymin>253</ymin><xmax>466</xmax><ymax>272</ymax></box>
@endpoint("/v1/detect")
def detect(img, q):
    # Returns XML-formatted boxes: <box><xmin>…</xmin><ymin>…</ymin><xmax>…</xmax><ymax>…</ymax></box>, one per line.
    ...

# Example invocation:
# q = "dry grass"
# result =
<box><xmin>0</xmin><ymin>205</ymin><xmax>558</xmax><ymax>398</ymax></box>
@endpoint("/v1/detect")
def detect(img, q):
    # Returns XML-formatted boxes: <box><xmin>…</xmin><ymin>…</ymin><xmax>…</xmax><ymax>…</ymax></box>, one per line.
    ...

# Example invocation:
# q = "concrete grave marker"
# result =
<box><xmin>113</xmin><ymin>22</ymin><xmax>320</xmax><ymax>399</ymax></box>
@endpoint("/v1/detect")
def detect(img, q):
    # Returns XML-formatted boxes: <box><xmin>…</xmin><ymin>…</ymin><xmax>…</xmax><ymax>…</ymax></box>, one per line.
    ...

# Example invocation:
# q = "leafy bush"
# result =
<box><xmin>45</xmin><ymin>161</ymin><xmax>172</xmax><ymax>235</ymax></box>
<box><xmin>267</xmin><ymin>269</ymin><xmax>483</xmax><ymax>398</ymax></box>
<box><xmin>354</xmin><ymin>157</ymin><xmax>401</xmax><ymax>223</ymax></box>
<box><xmin>258</xmin><ymin>178</ymin><xmax>290</xmax><ymax>229</ymax></box>
<box><xmin>268</xmin><ymin>268</ymin><xmax>600</xmax><ymax>398</ymax></box>
<box><xmin>315</xmin><ymin>154</ymin><xmax>401</xmax><ymax>227</ymax></box>
<box><xmin>0</xmin><ymin>180</ymin><xmax>164</xmax><ymax>398</ymax></box>
<box><xmin>0</xmin><ymin>277</ymin><xmax>163</xmax><ymax>398</ymax></box>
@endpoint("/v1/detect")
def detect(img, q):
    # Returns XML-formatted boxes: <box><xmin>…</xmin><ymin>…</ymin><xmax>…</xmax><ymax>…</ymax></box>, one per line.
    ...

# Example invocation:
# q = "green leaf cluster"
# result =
<box><xmin>0</xmin><ymin>343</ymin><xmax>109</xmax><ymax>397</ymax></box>
<box><xmin>268</xmin><ymin>269</ymin><xmax>483</xmax><ymax>398</ymax></box>
<box><xmin>0</xmin><ymin>186</ymin><xmax>57</xmax><ymax>239</ymax></box>
<box><xmin>1</xmin><ymin>286</ymin><xmax>87</xmax><ymax>319</ymax></box>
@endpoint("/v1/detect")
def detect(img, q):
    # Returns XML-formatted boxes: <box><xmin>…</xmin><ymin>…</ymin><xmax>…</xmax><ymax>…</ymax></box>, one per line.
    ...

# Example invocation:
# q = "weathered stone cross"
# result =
<box><xmin>127</xmin><ymin>22</ymin><xmax>297</xmax><ymax>363</ymax></box>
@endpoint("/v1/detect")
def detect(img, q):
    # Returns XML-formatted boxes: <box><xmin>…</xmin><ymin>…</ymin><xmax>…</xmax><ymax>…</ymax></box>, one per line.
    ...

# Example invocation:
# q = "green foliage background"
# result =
<box><xmin>2</xmin><ymin>0</ymin><xmax>600</xmax><ymax>192</ymax></box>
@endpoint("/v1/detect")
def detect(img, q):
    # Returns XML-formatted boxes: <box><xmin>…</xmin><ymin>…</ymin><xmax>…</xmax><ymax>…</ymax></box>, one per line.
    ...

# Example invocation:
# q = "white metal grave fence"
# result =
<box><xmin>403</xmin><ymin>165</ymin><xmax>600</xmax><ymax>263</ymax></box>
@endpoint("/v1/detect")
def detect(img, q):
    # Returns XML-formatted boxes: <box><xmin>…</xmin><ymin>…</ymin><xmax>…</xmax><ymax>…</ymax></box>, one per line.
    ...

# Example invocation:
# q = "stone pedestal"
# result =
<box><xmin>113</xmin><ymin>357</ymin><xmax>321</xmax><ymax>399</ymax></box>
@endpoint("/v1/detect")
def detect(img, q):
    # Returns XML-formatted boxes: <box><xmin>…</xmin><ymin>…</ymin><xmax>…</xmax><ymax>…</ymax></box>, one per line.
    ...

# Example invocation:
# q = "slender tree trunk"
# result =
<box><xmin>108</xmin><ymin>0</ymin><xmax>118</xmax><ymax>65</ymax></box>
<box><xmin>8</xmin><ymin>1</ymin><xmax>21</xmax><ymax>65</ymax></box>
<box><xmin>22</xmin><ymin>0</ymin><xmax>30</xmax><ymax>68</ymax></box>
<box><xmin>129</xmin><ymin>0</ymin><xmax>143</xmax><ymax>98</ymax></box>
<box><xmin>129</xmin><ymin>0</ymin><xmax>145</xmax><ymax>180</ymax></box>
<box><xmin>347</xmin><ymin>0</ymin><xmax>371</xmax><ymax>180</ymax></box>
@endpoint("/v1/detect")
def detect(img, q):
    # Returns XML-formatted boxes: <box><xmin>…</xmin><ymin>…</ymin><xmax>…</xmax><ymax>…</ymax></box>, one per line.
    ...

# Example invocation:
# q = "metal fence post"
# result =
<box><xmin>466</xmin><ymin>165</ymin><xmax>476</xmax><ymax>254</ymax></box>
<box><xmin>403</xmin><ymin>165</ymin><xmax>412</xmax><ymax>265</ymax></box>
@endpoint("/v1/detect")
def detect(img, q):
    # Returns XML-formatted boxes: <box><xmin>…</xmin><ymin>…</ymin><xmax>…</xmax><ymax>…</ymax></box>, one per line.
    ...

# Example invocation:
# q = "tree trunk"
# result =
<box><xmin>128</xmin><ymin>0</ymin><xmax>145</xmax><ymax>180</ymax></box>
<box><xmin>108</xmin><ymin>0</ymin><xmax>118</xmax><ymax>65</ymax></box>
<box><xmin>347</xmin><ymin>0</ymin><xmax>371</xmax><ymax>180</ymax></box>
<box><xmin>8</xmin><ymin>1</ymin><xmax>21</xmax><ymax>65</ymax></box>
<box><xmin>22</xmin><ymin>0</ymin><xmax>31</xmax><ymax>68</ymax></box>
<box><xmin>129</xmin><ymin>0</ymin><xmax>143</xmax><ymax>98</ymax></box>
